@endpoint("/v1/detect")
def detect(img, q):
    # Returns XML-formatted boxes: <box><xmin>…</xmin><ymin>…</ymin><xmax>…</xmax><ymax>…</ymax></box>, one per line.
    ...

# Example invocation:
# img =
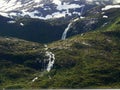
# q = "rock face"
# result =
<box><xmin>0</xmin><ymin>0</ymin><xmax>117</xmax><ymax>19</ymax></box>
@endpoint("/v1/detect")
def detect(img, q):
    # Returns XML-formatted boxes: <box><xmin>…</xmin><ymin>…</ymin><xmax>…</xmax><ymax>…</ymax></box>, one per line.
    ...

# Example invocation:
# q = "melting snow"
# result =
<box><xmin>0</xmin><ymin>12</ymin><xmax>9</xmax><ymax>18</ymax></box>
<box><xmin>80</xmin><ymin>16</ymin><xmax>85</xmax><ymax>19</ymax></box>
<box><xmin>7</xmin><ymin>20</ymin><xmax>16</xmax><ymax>24</ymax></box>
<box><xmin>102</xmin><ymin>5</ymin><xmax>120</xmax><ymax>11</ymax></box>
<box><xmin>20</xmin><ymin>23</ymin><xmax>24</xmax><ymax>26</ymax></box>
<box><xmin>0</xmin><ymin>0</ymin><xmax>84</xmax><ymax>20</ymax></box>
<box><xmin>52</xmin><ymin>0</ymin><xmax>61</xmax><ymax>5</ymax></box>
<box><xmin>103</xmin><ymin>15</ymin><xmax>108</xmax><ymax>18</ymax></box>
<box><xmin>34</xmin><ymin>0</ymin><xmax>42</xmax><ymax>3</ymax></box>
<box><xmin>56</xmin><ymin>3</ymin><xmax>82</xmax><ymax>10</ymax></box>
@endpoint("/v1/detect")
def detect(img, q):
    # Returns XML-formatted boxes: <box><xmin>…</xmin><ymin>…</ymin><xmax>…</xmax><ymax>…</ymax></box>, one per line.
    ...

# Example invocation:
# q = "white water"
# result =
<box><xmin>32</xmin><ymin>77</ymin><xmax>38</xmax><ymax>82</ymax></box>
<box><xmin>44</xmin><ymin>45</ymin><xmax>55</xmax><ymax>72</ymax></box>
<box><xmin>61</xmin><ymin>5</ymin><xmax>85</xmax><ymax>40</ymax></box>
<box><xmin>80</xmin><ymin>5</ymin><xmax>85</xmax><ymax>15</ymax></box>
<box><xmin>31</xmin><ymin>44</ymin><xmax>55</xmax><ymax>82</ymax></box>
<box><xmin>61</xmin><ymin>22</ymin><xmax>73</xmax><ymax>40</ymax></box>
<box><xmin>45</xmin><ymin>51</ymin><xmax>55</xmax><ymax>72</ymax></box>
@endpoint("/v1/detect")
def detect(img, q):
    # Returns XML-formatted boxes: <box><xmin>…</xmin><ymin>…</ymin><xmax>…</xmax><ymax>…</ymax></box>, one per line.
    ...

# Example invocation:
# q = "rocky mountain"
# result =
<box><xmin>0</xmin><ymin>6</ymin><xmax>120</xmax><ymax>88</ymax></box>
<box><xmin>0</xmin><ymin>1</ymin><xmax>120</xmax><ymax>43</ymax></box>
<box><xmin>0</xmin><ymin>0</ymin><xmax>120</xmax><ymax>89</ymax></box>
<box><xmin>0</xmin><ymin>0</ymin><xmax>119</xmax><ymax>20</ymax></box>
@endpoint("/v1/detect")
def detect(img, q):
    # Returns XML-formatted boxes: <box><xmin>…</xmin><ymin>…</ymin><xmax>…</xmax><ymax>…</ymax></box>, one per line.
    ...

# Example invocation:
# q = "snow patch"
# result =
<box><xmin>34</xmin><ymin>0</ymin><xmax>42</xmax><ymax>3</ymax></box>
<box><xmin>52</xmin><ymin>0</ymin><xmax>61</xmax><ymax>5</ymax></box>
<box><xmin>20</xmin><ymin>23</ymin><xmax>24</xmax><ymax>26</ymax></box>
<box><xmin>56</xmin><ymin>3</ymin><xmax>82</xmax><ymax>11</ymax></box>
<box><xmin>103</xmin><ymin>15</ymin><xmax>108</xmax><ymax>18</ymax></box>
<box><xmin>102</xmin><ymin>5</ymin><xmax>120</xmax><ymax>11</ymax></box>
<box><xmin>0</xmin><ymin>0</ymin><xmax>84</xmax><ymax>20</ymax></box>
<box><xmin>7</xmin><ymin>20</ymin><xmax>16</xmax><ymax>24</ymax></box>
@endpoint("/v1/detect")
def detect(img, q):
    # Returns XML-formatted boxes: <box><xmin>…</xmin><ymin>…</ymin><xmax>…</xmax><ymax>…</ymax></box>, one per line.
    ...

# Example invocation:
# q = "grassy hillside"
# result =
<box><xmin>0</xmin><ymin>37</ymin><xmax>47</xmax><ymax>89</ymax></box>
<box><xmin>67</xmin><ymin>7</ymin><xmax>120</xmax><ymax>38</ymax></box>
<box><xmin>0</xmin><ymin>8</ymin><xmax>120</xmax><ymax>89</ymax></box>
<box><xmin>38</xmin><ymin>13</ymin><xmax>120</xmax><ymax>88</ymax></box>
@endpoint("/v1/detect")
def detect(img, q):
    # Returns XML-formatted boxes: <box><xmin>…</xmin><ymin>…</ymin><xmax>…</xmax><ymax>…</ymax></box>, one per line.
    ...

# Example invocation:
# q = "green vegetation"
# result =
<box><xmin>46</xmin><ymin>10</ymin><xmax>120</xmax><ymax>88</ymax></box>
<box><xmin>0</xmin><ymin>7</ymin><xmax>120</xmax><ymax>89</ymax></box>
<box><xmin>0</xmin><ymin>37</ymin><xmax>46</xmax><ymax>88</ymax></box>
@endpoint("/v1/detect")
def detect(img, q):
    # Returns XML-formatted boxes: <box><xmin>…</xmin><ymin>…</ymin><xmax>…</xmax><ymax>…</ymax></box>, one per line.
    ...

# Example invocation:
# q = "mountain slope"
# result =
<box><xmin>0</xmin><ymin>8</ymin><xmax>120</xmax><ymax>88</ymax></box>
<box><xmin>0</xmin><ymin>1</ymin><xmax>120</xmax><ymax>89</ymax></box>
<box><xmin>0</xmin><ymin>0</ymin><xmax>85</xmax><ymax>19</ymax></box>
<box><xmin>1</xmin><ymin>4</ymin><xmax>120</xmax><ymax>43</ymax></box>
<box><xmin>0</xmin><ymin>37</ymin><xmax>47</xmax><ymax>88</ymax></box>
<box><xmin>0</xmin><ymin>16</ymin><xmax>67</xmax><ymax>43</ymax></box>
<box><xmin>0</xmin><ymin>0</ymin><xmax>118</xmax><ymax>19</ymax></box>
<box><xmin>44</xmin><ymin>15</ymin><xmax>120</xmax><ymax>88</ymax></box>
<box><xmin>36</xmin><ymin>8</ymin><xmax>120</xmax><ymax>88</ymax></box>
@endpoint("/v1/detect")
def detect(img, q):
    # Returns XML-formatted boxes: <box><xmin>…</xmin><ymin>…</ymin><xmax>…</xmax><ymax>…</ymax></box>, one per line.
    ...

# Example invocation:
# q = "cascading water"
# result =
<box><xmin>32</xmin><ymin>77</ymin><xmax>38</xmax><ymax>82</ymax></box>
<box><xmin>45</xmin><ymin>51</ymin><xmax>55</xmax><ymax>72</ymax></box>
<box><xmin>31</xmin><ymin>44</ymin><xmax>55</xmax><ymax>82</ymax></box>
<box><xmin>61</xmin><ymin>5</ymin><xmax>85</xmax><ymax>40</ymax></box>
<box><xmin>44</xmin><ymin>44</ymin><xmax>55</xmax><ymax>72</ymax></box>
<box><xmin>80</xmin><ymin>5</ymin><xmax>85</xmax><ymax>16</ymax></box>
<box><xmin>32</xmin><ymin>5</ymin><xmax>85</xmax><ymax>82</ymax></box>
<box><xmin>61</xmin><ymin>22</ymin><xmax>73</xmax><ymax>40</ymax></box>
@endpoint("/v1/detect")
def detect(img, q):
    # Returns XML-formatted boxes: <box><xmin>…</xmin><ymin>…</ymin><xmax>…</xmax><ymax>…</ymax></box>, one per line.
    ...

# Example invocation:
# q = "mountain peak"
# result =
<box><xmin>0</xmin><ymin>0</ymin><xmax>119</xmax><ymax>20</ymax></box>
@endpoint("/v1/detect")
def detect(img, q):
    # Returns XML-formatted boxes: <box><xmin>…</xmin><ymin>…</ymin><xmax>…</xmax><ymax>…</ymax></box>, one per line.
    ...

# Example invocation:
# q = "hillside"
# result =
<box><xmin>0</xmin><ymin>3</ymin><xmax>120</xmax><ymax>89</ymax></box>
<box><xmin>0</xmin><ymin>16</ymin><xmax>66</xmax><ymax>43</ymax></box>
<box><xmin>0</xmin><ymin>4</ymin><xmax>119</xmax><ymax>43</ymax></box>
<box><xmin>46</xmin><ymin>17</ymin><xmax>120</xmax><ymax>88</ymax></box>
<box><xmin>0</xmin><ymin>7</ymin><xmax>120</xmax><ymax>89</ymax></box>
<box><xmin>0</xmin><ymin>37</ymin><xmax>46</xmax><ymax>88</ymax></box>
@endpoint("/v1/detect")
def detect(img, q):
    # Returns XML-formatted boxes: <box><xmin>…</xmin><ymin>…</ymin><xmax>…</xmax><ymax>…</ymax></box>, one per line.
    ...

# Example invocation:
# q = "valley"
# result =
<box><xmin>0</xmin><ymin>0</ymin><xmax>120</xmax><ymax>89</ymax></box>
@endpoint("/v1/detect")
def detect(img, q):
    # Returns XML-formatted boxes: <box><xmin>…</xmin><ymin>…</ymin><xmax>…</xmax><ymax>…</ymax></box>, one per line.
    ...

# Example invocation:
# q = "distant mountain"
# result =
<box><xmin>0</xmin><ymin>16</ymin><xmax>67</xmax><ymax>43</ymax></box>
<box><xmin>0</xmin><ymin>2</ymin><xmax>120</xmax><ymax>43</ymax></box>
<box><xmin>0</xmin><ymin>0</ymin><xmax>118</xmax><ymax>20</ymax></box>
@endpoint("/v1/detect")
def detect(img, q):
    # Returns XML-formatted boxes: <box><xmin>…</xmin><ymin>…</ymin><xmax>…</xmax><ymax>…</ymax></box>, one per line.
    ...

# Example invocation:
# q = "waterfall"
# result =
<box><xmin>45</xmin><ymin>51</ymin><xmax>55</xmax><ymax>72</ymax></box>
<box><xmin>31</xmin><ymin>44</ymin><xmax>55</xmax><ymax>82</ymax></box>
<box><xmin>61</xmin><ymin>22</ymin><xmax>73</xmax><ymax>40</ymax></box>
<box><xmin>61</xmin><ymin>19</ymin><xmax>79</xmax><ymax>40</ymax></box>
<box><xmin>61</xmin><ymin>5</ymin><xmax>85</xmax><ymax>40</ymax></box>
<box><xmin>80</xmin><ymin>5</ymin><xmax>85</xmax><ymax>16</ymax></box>
<box><xmin>44</xmin><ymin>44</ymin><xmax>55</xmax><ymax>72</ymax></box>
